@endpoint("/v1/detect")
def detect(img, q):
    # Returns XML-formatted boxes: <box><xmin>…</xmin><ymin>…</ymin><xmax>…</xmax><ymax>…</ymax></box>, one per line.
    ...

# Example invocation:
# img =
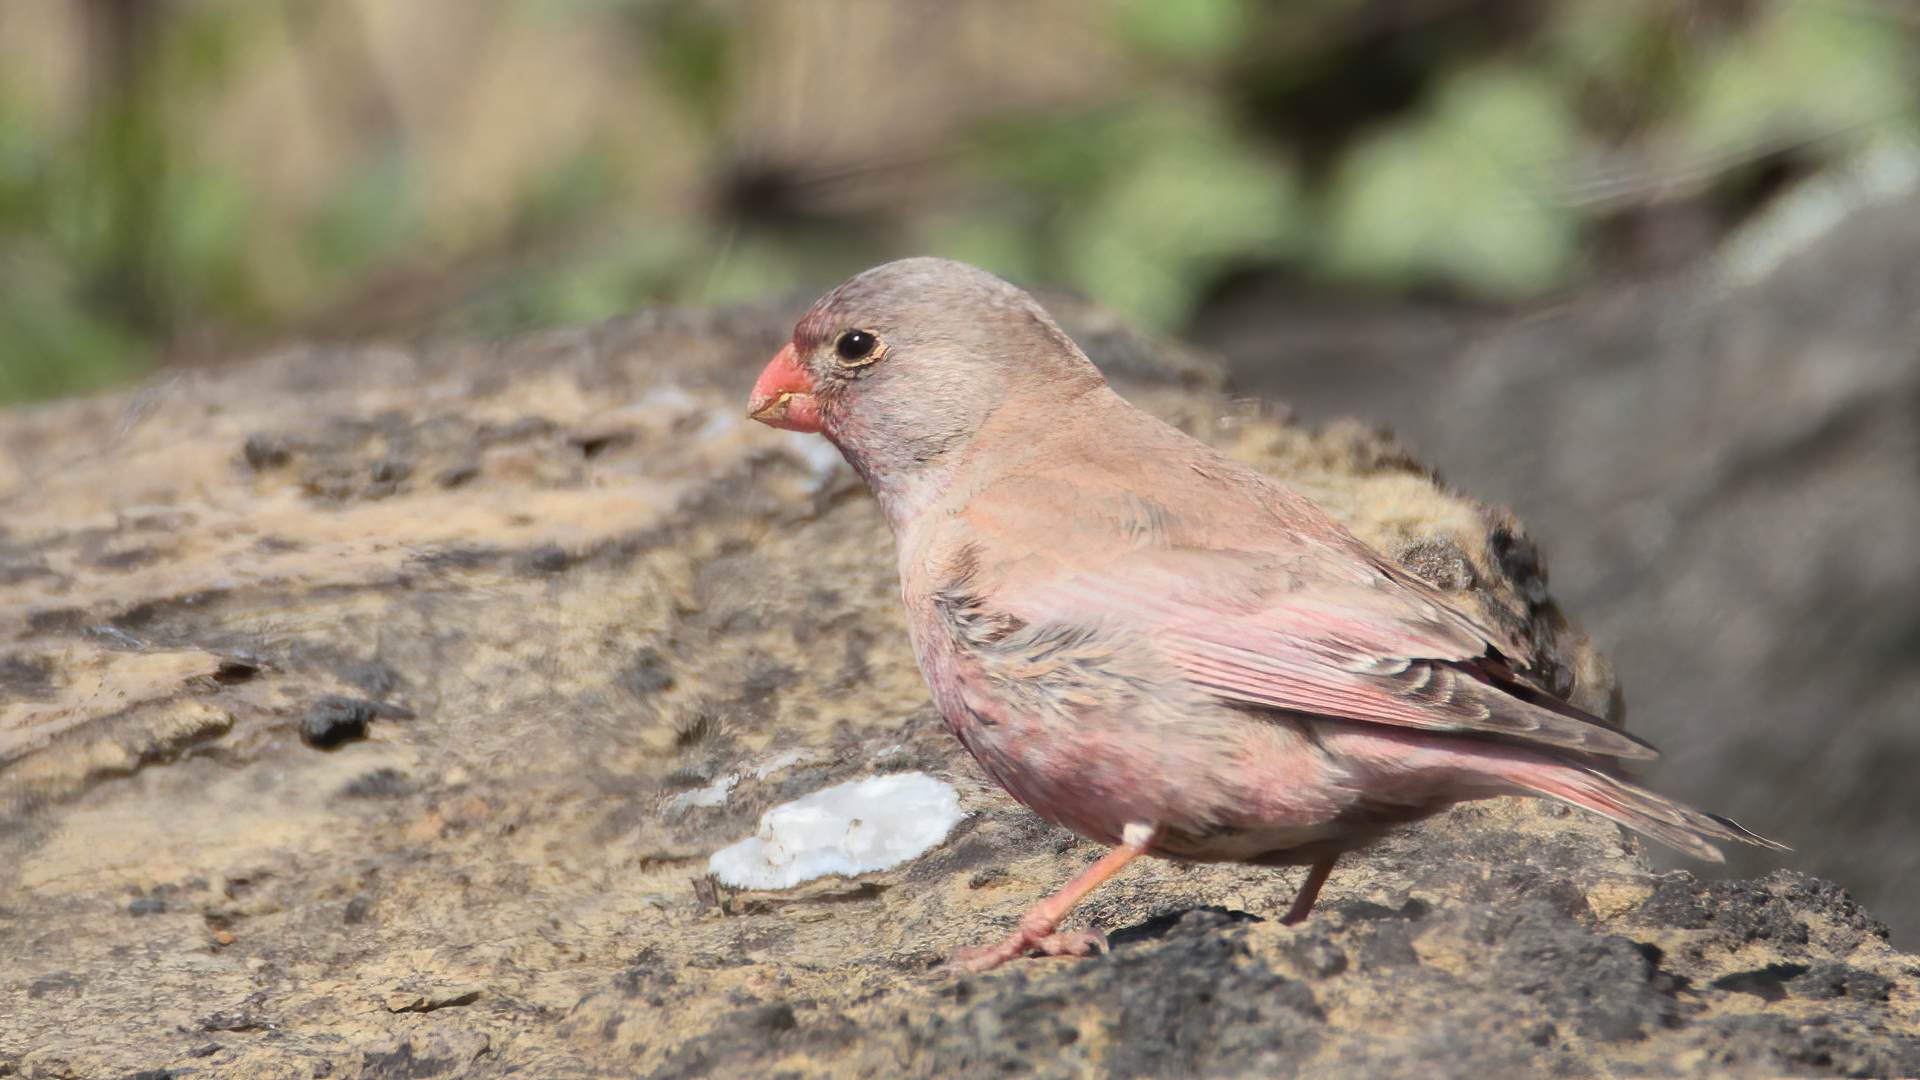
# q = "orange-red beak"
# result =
<box><xmin>746</xmin><ymin>342</ymin><xmax>823</xmax><ymax>433</ymax></box>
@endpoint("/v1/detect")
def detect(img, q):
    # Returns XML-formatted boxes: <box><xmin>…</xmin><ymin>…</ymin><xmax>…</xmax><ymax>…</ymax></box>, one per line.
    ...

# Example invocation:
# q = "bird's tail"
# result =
<box><xmin>1511</xmin><ymin>764</ymin><xmax>1787</xmax><ymax>862</ymax></box>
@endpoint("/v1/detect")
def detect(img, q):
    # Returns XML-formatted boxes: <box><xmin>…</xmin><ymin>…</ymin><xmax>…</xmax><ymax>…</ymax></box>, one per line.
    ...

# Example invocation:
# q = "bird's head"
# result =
<box><xmin>748</xmin><ymin>258</ymin><xmax>1106</xmax><ymax>502</ymax></box>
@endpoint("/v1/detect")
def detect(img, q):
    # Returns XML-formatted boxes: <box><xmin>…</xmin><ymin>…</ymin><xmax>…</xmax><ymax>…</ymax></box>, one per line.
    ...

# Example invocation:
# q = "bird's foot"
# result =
<box><xmin>1033</xmin><ymin>925</ymin><xmax>1110</xmax><ymax>958</ymax></box>
<box><xmin>946</xmin><ymin>924</ymin><xmax>1110</xmax><ymax>974</ymax></box>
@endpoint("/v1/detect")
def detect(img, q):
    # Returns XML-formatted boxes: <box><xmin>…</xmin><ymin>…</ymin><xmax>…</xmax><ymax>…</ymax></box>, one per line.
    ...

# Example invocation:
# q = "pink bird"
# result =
<box><xmin>746</xmin><ymin>258</ymin><xmax>1782</xmax><ymax>974</ymax></box>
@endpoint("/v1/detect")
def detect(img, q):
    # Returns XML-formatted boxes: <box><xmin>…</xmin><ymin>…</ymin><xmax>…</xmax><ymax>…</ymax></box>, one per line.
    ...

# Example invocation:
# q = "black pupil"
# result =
<box><xmin>836</xmin><ymin>330</ymin><xmax>876</xmax><ymax>361</ymax></box>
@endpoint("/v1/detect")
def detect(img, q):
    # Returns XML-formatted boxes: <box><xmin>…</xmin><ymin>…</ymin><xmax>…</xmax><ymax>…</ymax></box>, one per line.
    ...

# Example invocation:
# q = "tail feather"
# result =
<box><xmin>1516</xmin><ymin>766</ymin><xmax>1787</xmax><ymax>862</ymax></box>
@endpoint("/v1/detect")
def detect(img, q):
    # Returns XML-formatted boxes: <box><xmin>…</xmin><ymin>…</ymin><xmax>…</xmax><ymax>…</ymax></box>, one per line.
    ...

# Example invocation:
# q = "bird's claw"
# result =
<box><xmin>946</xmin><ymin>925</ymin><xmax>1110</xmax><ymax>974</ymax></box>
<box><xmin>1032</xmin><ymin>925</ymin><xmax>1109</xmax><ymax>958</ymax></box>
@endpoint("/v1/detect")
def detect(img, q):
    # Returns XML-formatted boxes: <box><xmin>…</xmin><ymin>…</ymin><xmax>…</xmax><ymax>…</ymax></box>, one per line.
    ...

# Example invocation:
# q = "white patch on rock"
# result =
<box><xmin>662</xmin><ymin>773</ymin><xmax>737</xmax><ymax>816</ymax></box>
<box><xmin>748</xmin><ymin>748</ymin><xmax>816</xmax><ymax>779</ymax></box>
<box><xmin>707</xmin><ymin>772</ymin><xmax>963</xmax><ymax>890</ymax></box>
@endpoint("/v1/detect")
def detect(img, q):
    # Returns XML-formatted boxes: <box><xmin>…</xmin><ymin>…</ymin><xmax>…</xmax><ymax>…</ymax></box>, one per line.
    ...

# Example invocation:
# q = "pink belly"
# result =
<box><xmin>936</xmin><ymin>687</ymin><xmax>1359</xmax><ymax>859</ymax></box>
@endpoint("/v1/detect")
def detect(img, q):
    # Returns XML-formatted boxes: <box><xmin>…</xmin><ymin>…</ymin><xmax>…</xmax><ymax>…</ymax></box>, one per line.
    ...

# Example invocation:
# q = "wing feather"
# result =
<box><xmin>951</xmin><ymin>464</ymin><xmax>1655</xmax><ymax>760</ymax></box>
<box><xmin>1019</xmin><ymin>553</ymin><xmax>1657</xmax><ymax>760</ymax></box>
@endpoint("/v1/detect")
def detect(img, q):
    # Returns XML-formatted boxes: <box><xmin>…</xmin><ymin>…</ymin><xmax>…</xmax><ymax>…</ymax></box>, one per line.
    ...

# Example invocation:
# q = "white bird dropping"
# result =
<box><xmin>707</xmin><ymin>772</ymin><xmax>964</xmax><ymax>890</ymax></box>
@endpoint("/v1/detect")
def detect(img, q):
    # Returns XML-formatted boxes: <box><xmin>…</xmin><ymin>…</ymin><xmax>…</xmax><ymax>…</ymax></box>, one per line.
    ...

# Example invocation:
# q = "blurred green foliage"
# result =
<box><xmin>0</xmin><ymin>0</ymin><xmax>1914</xmax><ymax>404</ymax></box>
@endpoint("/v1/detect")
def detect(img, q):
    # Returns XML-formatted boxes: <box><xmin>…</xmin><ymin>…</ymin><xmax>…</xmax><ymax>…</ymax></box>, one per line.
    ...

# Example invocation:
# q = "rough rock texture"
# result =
<box><xmin>1203</xmin><ymin>187</ymin><xmax>1920</xmax><ymax>942</ymax></box>
<box><xmin>2</xmin><ymin>298</ymin><xmax>1915</xmax><ymax>1078</ymax></box>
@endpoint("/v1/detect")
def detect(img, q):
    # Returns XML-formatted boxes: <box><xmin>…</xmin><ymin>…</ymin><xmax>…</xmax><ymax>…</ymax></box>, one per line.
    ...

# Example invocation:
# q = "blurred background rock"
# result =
<box><xmin>1</xmin><ymin>0</ymin><xmax>1915</xmax><ymax>936</ymax></box>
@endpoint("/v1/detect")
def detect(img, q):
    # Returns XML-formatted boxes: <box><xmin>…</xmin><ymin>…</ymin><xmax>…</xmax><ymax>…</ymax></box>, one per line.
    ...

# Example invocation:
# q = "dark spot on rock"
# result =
<box><xmin>334</xmin><ymin>657</ymin><xmax>403</xmax><ymax>699</ymax></box>
<box><xmin>91</xmin><ymin>545</ymin><xmax>161</xmax><ymax>570</ymax></box>
<box><xmin>1397</xmin><ymin>537</ymin><xmax>1476</xmax><ymax>591</ymax></box>
<box><xmin>415</xmin><ymin>545</ymin><xmax>498</xmax><ymax>571</ymax></box>
<box><xmin>370</xmin><ymin>457</ymin><xmax>412</xmax><ymax>484</ymax></box>
<box><xmin>614</xmin><ymin>948</ymin><xmax>679</xmax><ymax>999</ymax></box>
<box><xmin>618</xmin><ymin>647</ymin><xmax>676</xmax><ymax>697</ymax></box>
<box><xmin>1336</xmin><ymin>896</ymin><xmax>1430</xmax><ymax>923</ymax></box>
<box><xmin>1636</xmin><ymin>874</ymin><xmax>1717</xmax><ymax>929</ymax></box>
<box><xmin>673</xmin><ymin>712</ymin><xmax>720</xmax><ymax>750</ymax></box>
<box><xmin>837</xmin><ymin>628</ymin><xmax>873</xmax><ymax>687</ymax></box>
<box><xmin>1493</xmin><ymin>907</ymin><xmax>1680</xmax><ymax>1042</ymax></box>
<box><xmin>1695</xmin><ymin>1013</ymin><xmax>1912</xmax><ymax>1077</ymax></box>
<box><xmin>1636</xmin><ymin>871</ymin><xmax>1863</xmax><ymax>950</ymax></box>
<box><xmin>302</xmin><ymin>471</ymin><xmax>357</xmax><ymax>501</ymax></box>
<box><xmin>0</xmin><ymin>653</ymin><xmax>54</xmax><ymax>699</ymax></box>
<box><xmin>388</xmin><ymin>988</ymin><xmax>481</xmax><ymax>1013</ymax></box>
<box><xmin>1788</xmin><ymin>961</ymin><xmax>1895</xmax><ymax>1002</ymax></box>
<box><xmin>735</xmin><ymin>653</ymin><xmax>795</xmax><ymax>704</ymax></box>
<box><xmin>689</xmin><ymin>873</ymin><xmax>736</xmax><ymax>916</ymax></box>
<box><xmin>662</xmin><ymin>765</ymin><xmax>714</xmax><ymax>791</ymax></box>
<box><xmin>1097</xmin><ymin>917</ymin><xmax>1322</xmax><ymax>1076</ymax></box>
<box><xmin>1488</xmin><ymin>522</ymin><xmax>1550</xmax><ymax>604</ymax></box>
<box><xmin>27</xmin><ymin>608</ymin><xmax>86</xmax><ymax>635</ymax></box>
<box><xmin>242</xmin><ymin>434</ymin><xmax>294</xmax><ymax>470</ymax></box>
<box><xmin>127</xmin><ymin>895</ymin><xmax>168</xmax><ymax>917</ymax></box>
<box><xmin>340</xmin><ymin>768</ymin><xmax>414</xmax><ymax>799</ymax></box>
<box><xmin>1285</xmin><ymin>933</ymin><xmax>1349</xmax><ymax>978</ymax></box>
<box><xmin>344</xmin><ymin>895</ymin><xmax>375</xmax><ymax>925</ymax></box>
<box><xmin>119</xmin><ymin>1069</ymin><xmax>176</xmax><ymax>1080</ymax></box>
<box><xmin>212</xmin><ymin>657</ymin><xmax>260</xmax><ymax>684</ymax></box>
<box><xmin>358</xmin><ymin>1040</ymin><xmax>456</xmax><ymax>1078</ymax></box>
<box><xmin>27</xmin><ymin>972</ymin><xmax>84</xmax><ymax>999</ymax></box>
<box><xmin>115</xmin><ymin>592</ymin><xmax>215</xmax><ymax>630</ymax></box>
<box><xmin>966</xmin><ymin>867</ymin><xmax>1008</xmax><ymax>889</ymax></box>
<box><xmin>436</xmin><ymin>463</ymin><xmax>480</xmax><ymax>488</ymax></box>
<box><xmin>570</xmin><ymin>429</ymin><xmax>635</xmax><ymax>458</ymax></box>
<box><xmin>653</xmin><ymin>997</ymin><xmax>856</xmax><ymax>1080</ymax></box>
<box><xmin>1712</xmin><ymin>962</ymin><xmax>1808</xmax><ymax>1002</ymax></box>
<box><xmin>1487</xmin><ymin>865</ymin><xmax>1591</xmax><ymax>918</ymax></box>
<box><xmin>1351</xmin><ymin>919</ymin><xmax>1422</xmax><ymax>969</ymax></box>
<box><xmin>477</xmin><ymin>416</ymin><xmax>557</xmax><ymax>445</ymax></box>
<box><xmin>738</xmin><ymin>1002</ymin><xmax>797</xmax><ymax>1033</ymax></box>
<box><xmin>300</xmin><ymin>695</ymin><xmax>378</xmax><ymax>749</ymax></box>
<box><xmin>223</xmin><ymin>872</ymin><xmax>270</xmax><ymax>900</ymax></box>
<box><xmin>198</xmin><ymin>998</ymin><xmax>268</xmax><ymax>1032</ymax></box>
<box><xmin>87</xmin><ymin>624</ymin><xmax>149</xmax><ymax>651</ymax></box>
<box><xmin>516</xmin><ymin>544</ymin><xmax>573</xmax><ymax>575</ymax></box>
<box><xmin>1108</xmin><ymin>906</ymin><xmax>1263</xmax><ymax>949</ymax></box>
<box><xmin>713</xmin><ymin>607</ymin><xmax>764</xmax><ymax>636</ymax></box>
<box><xmin>0</xmin><ymin>557</ymin><xmax>55</xmax><ymax>585</ymax></box>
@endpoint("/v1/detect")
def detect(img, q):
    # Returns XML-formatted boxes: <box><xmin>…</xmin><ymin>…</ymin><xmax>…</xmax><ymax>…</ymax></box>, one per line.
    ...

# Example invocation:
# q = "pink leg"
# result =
<box><xmin>949</xmin><ymin>825</ymin><xmax>1154</xmax><ymax>974</ymax></box>
<box><xmin>1281</xmin><ymin>856</ymin><xmax>1337</xmax><ymax>925</ymax></box>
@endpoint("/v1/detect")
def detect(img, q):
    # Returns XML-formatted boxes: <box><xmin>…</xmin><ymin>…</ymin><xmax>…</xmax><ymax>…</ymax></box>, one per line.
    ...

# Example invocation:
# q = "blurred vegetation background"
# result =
<box><xmin>0</xmin><ymin>0</ymin><xmax>1915</xmax><ymax>403</ymax></box>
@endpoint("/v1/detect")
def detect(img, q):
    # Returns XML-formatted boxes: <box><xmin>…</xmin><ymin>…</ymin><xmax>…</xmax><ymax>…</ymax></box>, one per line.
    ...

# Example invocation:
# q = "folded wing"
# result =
<box><xmin>1021</xmin><ymin>549</ymin><xmax>1657</xmax><ymax>760</ymax></box>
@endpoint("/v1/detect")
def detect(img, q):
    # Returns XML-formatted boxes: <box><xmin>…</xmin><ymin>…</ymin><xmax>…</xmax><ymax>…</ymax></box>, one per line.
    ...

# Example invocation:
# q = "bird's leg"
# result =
<box><xmin>948</xmin><ymin>823</ymin><xmax>1155</xmax><ymax>974</ymax></box>
<box><xmin>1280</xmin><ymin>855</ymin><xmax>1337</xmax><ymax>925</ymax></box>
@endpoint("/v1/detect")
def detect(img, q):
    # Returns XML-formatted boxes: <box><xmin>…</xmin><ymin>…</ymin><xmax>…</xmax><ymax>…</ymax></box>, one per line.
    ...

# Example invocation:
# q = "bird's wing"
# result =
<box><xmin>954</xmin><ymin>471</ymin><xmax>1654</xmax><ymax>760</ymax></box>
<box><xmin>1036</xmin><ymin>553</ymin><xmax>1654</xmax><ymax>759</ymax></box>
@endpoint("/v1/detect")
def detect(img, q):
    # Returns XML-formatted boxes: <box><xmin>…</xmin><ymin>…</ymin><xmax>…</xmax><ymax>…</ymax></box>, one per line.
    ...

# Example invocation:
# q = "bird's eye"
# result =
<box><xmin>834</xmin><ymin>329</ymin><xmax>880</xmax><ymax>365</ymax></box>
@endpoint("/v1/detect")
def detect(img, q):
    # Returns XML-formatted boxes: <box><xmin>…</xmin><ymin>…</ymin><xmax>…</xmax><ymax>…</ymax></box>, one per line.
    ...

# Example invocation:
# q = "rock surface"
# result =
<box><xmin>2</xmin><ymin>298</ymin><xmax>1914</xmax><ymax>1077</ymax></box>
